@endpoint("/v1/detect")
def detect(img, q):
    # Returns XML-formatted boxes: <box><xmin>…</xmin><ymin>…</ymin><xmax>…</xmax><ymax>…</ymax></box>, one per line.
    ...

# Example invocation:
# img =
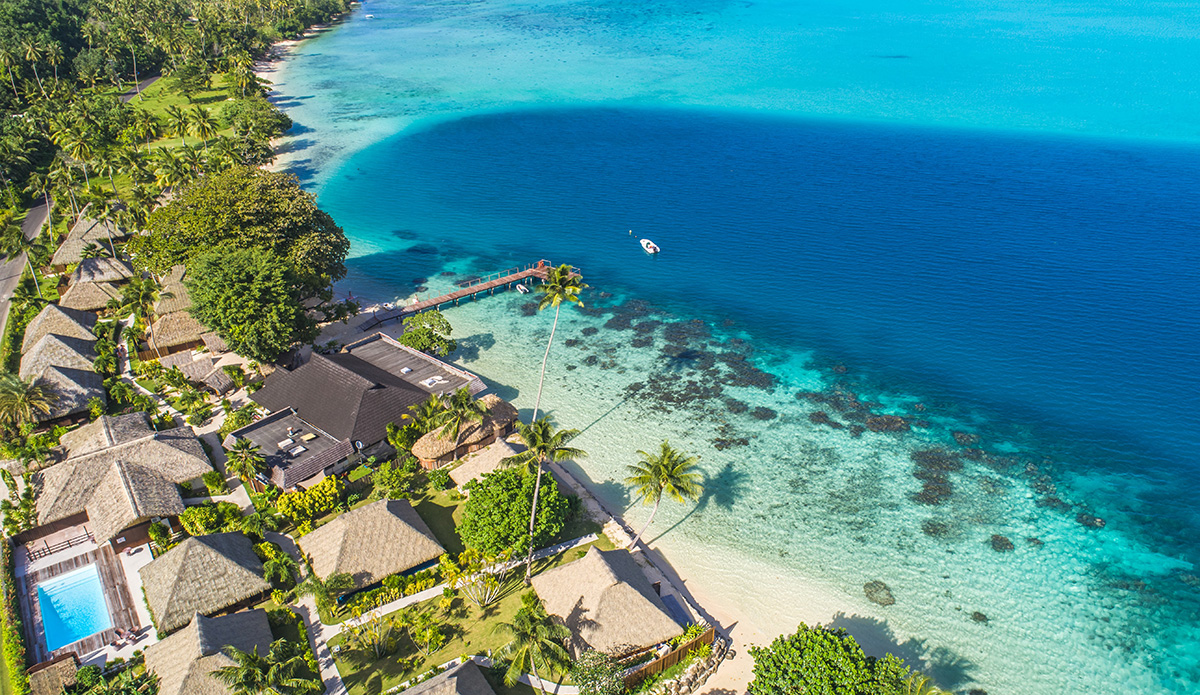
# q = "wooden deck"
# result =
<box><xmin>21</xmin><ymin>546</ymin><xmax>141</xmax><ymax>663</ymax></box>
<box><xmin>360</xmin><ymin>260</ymin><xmax>567</xmax><ymax>331</ymax></box>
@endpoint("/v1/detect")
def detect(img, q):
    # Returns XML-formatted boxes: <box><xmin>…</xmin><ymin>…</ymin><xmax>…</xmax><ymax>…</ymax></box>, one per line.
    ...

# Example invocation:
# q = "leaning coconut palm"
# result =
<box><xmin>0</xmin><ymin>221</ymin><xmax>48</xmax><ymax>299</ymax></box>
<box><xmin>435</xmin><ymin>387</ymin><xmax>487</xmax><ymax>461</ymax></box>
<box><xmin>501</xmin><ymin>418</ymin><xmax>587</xmax><ymax>583</ymax></box>
<box><xmin>492</xmin><ymin>592</ymin><xmax>572</xmax><ymax>695</ymax></box>
<box><xmin>226</xmin><ymin>439</ymin><xmax>268</xmax><ymax>482</ymax></box>
<box><xmin>530</xmin><ymin>264</ymin><xmax>587</xmax><ymax>421</ymax></box>
<box><xmin>211</xmin><ymin>639</ymin><xmax>321</xmax><ymax>695</ymax></box>
<box><xmin>0</xmin><ymin>373</ymin><xmax>55</xmax><ymax>426</ymax></box>
<box><xmin>239</xmin><ymin>511</ymin><xmax>281</xmax><ymax>542</ymax></box>
<box><xmin>295</xmin><ymin>570</ymin><xmax>354</xmax><ymax>619</ymax></box>
<box><xmin>624</xmin><ymin>441</ymin><xmax>704</xmax><ymax>547</ymax></box>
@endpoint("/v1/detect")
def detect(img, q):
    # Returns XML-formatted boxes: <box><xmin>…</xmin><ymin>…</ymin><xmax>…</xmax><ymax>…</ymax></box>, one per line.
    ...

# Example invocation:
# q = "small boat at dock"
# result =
<box><xmin>516</xmin><ymin>283</ymin><xmax>530</xmax><ymax>294</ymax></box>
<box><xmin>640</xmin><ymin>238</ymin><xmax>660</xmax><ymax>254</ymax></box>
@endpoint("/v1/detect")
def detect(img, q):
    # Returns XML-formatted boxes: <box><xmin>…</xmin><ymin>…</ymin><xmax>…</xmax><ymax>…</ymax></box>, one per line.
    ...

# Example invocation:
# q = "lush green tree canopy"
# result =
<box><xmin>748</xmin><ymin>623</ymin><xmax>911</xmax><ymax>695</ymax></box>
<box><xmin>221</xmin><ymin>95</ymin><xmax>292</xmax><ymax>140</ymax></box>
<box><xmin>459</xmin><ymin>468</ymin><xmax>569</xmax><ymax>555</ymax></box>
<box><xmin>186</xmin><ymin>245</ymin><xmax>318</xmax><ymax>362</ymax></box>
<box><xmin>129</xmin><ymin>166</ymin><xmax>349</xmax><ymax>295</ymax></box>
<box><xmin>396</xmin><ymin>310</ymin><xmax>456</xmax><ymax>356</ymax></box>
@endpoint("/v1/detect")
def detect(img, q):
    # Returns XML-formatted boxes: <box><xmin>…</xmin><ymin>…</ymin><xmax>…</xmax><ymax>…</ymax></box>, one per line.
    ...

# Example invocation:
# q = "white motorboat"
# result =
<box><xmin>640</xmin><ymin>238</ymin><xmax>661</xmax><ymax>254</ymax></box>
<box><xmin>516</xmin><ymin>283</ymin><xmax>530</xmax><ymax>294</ymax></box>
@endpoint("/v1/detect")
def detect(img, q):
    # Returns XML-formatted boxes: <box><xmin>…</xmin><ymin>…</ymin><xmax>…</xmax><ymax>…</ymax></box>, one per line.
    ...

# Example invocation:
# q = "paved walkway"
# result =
<box><xmin>119</xmin><ymin>75</ymin><xmax>159</xmax><ymax>102</ymax></box>
<box><xmin>0</xmin><ymin>200</ymin><xmax>50</xmax><ymax>340</ymax></box>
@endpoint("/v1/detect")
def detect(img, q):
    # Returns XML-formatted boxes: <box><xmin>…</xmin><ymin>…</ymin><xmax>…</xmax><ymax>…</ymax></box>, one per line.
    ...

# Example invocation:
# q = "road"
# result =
<box><xmin>0</xmin><ymin>199</ymin><xmax>51</xmax><ymax>343</ymax></box>
<box><xmin>119</xmin><ymin>76</ymin><xmax>160</xmax><ymax>103</ymax></box>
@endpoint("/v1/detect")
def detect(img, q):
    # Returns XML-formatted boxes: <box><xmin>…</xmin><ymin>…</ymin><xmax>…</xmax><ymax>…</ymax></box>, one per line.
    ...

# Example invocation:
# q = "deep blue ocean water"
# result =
<box><xmin>268</xmin><ymin>0</ymin><xmax>1200</xmax><ymax>689</ymax></box>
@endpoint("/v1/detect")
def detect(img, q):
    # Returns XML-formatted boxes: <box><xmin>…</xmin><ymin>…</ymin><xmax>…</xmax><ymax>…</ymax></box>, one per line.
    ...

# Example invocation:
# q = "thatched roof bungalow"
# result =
<box><xmin>35</xmin><ymin>366</ymin><xmax>103</xmax><ymax>422</ymax></box>
<box><xmin>50</xmin><ymin>217</ymin><xmax>128</xmax><ymax>267</ymax></box>
<box><xmin>19</xmin><ymin>334</ymin><xmax>94</xmax><ymax>381</ymax></box>
<box><xmin>58</xmin><ymin>280</ymin><xmax>121</xmax><ymax>312</ymax></box>
<box><xmin>297</xmin><ymin>499</ymin><xmax>443</xmax><ymax>589</ymax></box>
<box><xmin>59</xmin><ymin>412</ymin><xmax>157</xmax><ymax>456</ymax></box>
<box><xmin>406</xmin><ymin>661</ymin><xmax>496</xmax><ymax>695</ymax></box>
<box><xmin>139</xmin><ymin>533</ymin><xmax>270</xmax><ymax>634</ymax></box>
<box><xmin>144</xmin><ymin>610</ymin><xmax>274</xmax><ymax>695</ymax></box>
<box><xmin>149</xmin><ymin>311</ymin><xmax>206</xmax><ymax>355</ymax></box>
<box><xmin>531</xmin><ymin>547</ymin><xmax>683</xmax><ymax>657</ymax></box>
<box><xmin>412</xmin><ymin>394</ymin><xmax>519</xmax><ymax>469</ymax></box>
<box><xmin>27</xmin><ymin>653</ymin><xmax>79</xmax><ymax>695</ymax></box>
<box><xmin>21</xmin><ymin>305</ymin><xmax>96</xmax><ymax>354</ymax></box>
<box><xmin>69</xmin><ymin>257</ymin><xmax>134</xmax><ymax>285</ymax></box>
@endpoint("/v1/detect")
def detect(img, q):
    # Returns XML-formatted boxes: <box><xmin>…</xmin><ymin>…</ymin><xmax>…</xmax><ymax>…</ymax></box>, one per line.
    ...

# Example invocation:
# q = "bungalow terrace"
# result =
<box><xmin>144</xmin><ymin>610</ymin><xmax>274</xmax><ymax>695</ymax></box>
<box><xmin>139</xmin><ymin>533</ymin><xmax>270</xmax><ymax>634</ymax></box>
<box><xmin>296</xmin><ymin>499</ymin><xmax>444</xmax><ymax>590</ymax></box>
<box><xmin>531</xmin><ymin>547</ymin><xmax>684</xmax><ymax>657</ymax></box>
<box><xmin>17</xmin><ymin>305</ymin><xmax>104</xmax><ymax>425</ymax></box>
<box><xmin>234</xmin><ymin>333</ymin><xmax>484</xmax><ymax>489</ymax></box>
<box><xmin>17</xmin><ymin>413</ymin><xmax>212</xmax><ymax>551</ymax></box>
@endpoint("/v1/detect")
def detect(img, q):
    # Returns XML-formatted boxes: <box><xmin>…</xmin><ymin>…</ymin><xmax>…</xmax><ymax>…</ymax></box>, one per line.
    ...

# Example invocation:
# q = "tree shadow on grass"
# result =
<box><xmin>414</xmin><ymin>496</ymin><xmax>465</xmax><ymax>555</ymax></box>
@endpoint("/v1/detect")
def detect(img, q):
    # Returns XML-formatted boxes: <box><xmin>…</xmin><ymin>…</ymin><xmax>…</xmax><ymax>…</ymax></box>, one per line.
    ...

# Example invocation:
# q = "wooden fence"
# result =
<box><xmin>623</xmin><ymin>625</ymin><xmax>716</xmax><ymax>689</ymax></box>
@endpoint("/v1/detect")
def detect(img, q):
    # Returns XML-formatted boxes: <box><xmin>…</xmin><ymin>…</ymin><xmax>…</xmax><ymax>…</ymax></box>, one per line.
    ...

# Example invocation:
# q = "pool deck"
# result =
<box><xmin>18</xmin><ymin>545</ymin><xmax>143</xmax><ymax>663</ymax></box>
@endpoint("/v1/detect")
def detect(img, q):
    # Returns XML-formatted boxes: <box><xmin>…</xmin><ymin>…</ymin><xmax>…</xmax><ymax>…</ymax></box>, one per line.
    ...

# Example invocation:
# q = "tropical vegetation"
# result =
<box><xmin>747</xmin><ymin>623</ymin><xmax>927</xmax><ymax>695</ymax></box>
<box><xmin>624</xmin><ymin>440</ymin><xmax>704</xmax><ymax>547</ymax></box>
<box><xmin>459</xmin><ymin>467</ymin><xmax>569</xmax><ymax>556</ymax></box>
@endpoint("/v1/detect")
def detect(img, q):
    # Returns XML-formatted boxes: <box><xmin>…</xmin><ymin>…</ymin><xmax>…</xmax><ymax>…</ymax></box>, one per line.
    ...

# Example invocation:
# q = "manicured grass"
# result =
<box><xmin>126</xmin><ymin>73</ymin><xmax>235</xmax><ymax>121</ymax></box>
<box><xmin>348</xmin><ymin>465</ymin><xmax>373</xmax><ymax>482</ymax></box>
<box><xmin>414</xmin><ymin>489</ymin><xmax>467</xmax><ymax>555</ymax></box>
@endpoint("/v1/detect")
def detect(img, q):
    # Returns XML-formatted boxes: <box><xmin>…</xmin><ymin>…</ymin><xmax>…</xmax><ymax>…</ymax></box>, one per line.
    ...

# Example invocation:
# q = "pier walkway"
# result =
<box><xmin>360</xmin><ymin>259</ymin><xmax>566</xmax><ymax>331</ymax></box>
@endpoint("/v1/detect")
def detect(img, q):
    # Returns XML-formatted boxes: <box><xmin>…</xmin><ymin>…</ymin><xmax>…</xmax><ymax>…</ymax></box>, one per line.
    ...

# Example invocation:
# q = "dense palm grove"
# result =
<box><xmin>0</xmin><ymin>0</ymin><xmax>348</xmax><ymax>217</ymax></box>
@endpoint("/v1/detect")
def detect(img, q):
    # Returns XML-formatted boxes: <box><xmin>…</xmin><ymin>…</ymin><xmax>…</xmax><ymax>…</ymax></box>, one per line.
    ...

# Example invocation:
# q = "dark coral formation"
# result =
<box><xmin>520</xmin><ymin>302</ymin><xmax>538</xmax><ymax>316</ymax></box>
<box><xmin>952</xmin><ymin>431</ymin><xmax>981</xmax><ymax>446</ymax></box>
<box><xmin>922</xmin><ymin>519</ymin><xmax>953</xmax><ymax>538</ymax></box>
<box><xmin>750</xmin><ymin>407</ymin><xmax>777</xmax><ymax>421</ymax></box>
<box><xmin>971</xmin><ymin>612</ymin><xmax>989</xmax><ymax>624</ymax></box>
<box><xmin>581</xmin><ymin>327</ymin><xmax>598</xmax><ymax>336</ymax></box>
<box><xmin>990</xmin><ymin>535</ymin><xmax>1015</xmax><ymax>552</ymax></box>
<box><xmin>1077</xmin><ymin>513</ymin><xmax>1106</xmax><ymax>529</ymax></box>
<box><xmin>808</xmin><ymin>411</ymin><xmax>844</xmax><ymax>429</ymax></box>
<box><xmin>564</xmin><ymin>338</ymin><xmax>581</xmax><ymax>348</ymax></box>
<box><xmin>630</xmin><ymin>336</ymin><xmax>654</xmax><ymax>348</ymax></box>
<box><xmin>866</xmin><ymin>415</ymin><xmax>910</xmax><ymax>432</ymax></box>
<box><xmin>712</xmin><ymin>437</ymin><xmax>750</xmax><ymax>450</ymax></box>
<box><xmin>1037</xmin><ymin>496</ymin><xmax>1071</xmax><ymax>513</ymax></box>
<box><xmin>911</xmin><ymin>449</ymin><xmax>963</xmax><ymax>506</ymax></box>
<box><xmin>863</xmin><ymin>580</ymin><xmax>895</xmax><ymax>606</ymax></box>
<box><xmin>724</xmin><ymin>399</ymin><xmax>749</xmax><ymax>414</ymax></box>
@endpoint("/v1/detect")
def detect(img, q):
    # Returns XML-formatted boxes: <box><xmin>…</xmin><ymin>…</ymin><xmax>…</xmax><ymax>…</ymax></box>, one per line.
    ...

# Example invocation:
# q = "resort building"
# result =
<box><xmin>139</xmin><ymin>533</ymin><xmax>271</xmax><ymax>634</ymax></box>
<box><xmin>144</xmin><ymin>610</ymin><xmax>274</xmax><ymax>695</ymax></box>
<box><xmin>49</xmin><ymin>216</ymin><xmax>129</xmax><ymax>268</ymax></box>
<box><xmin>411</xmin><ymin>394</ymin><xmax>518</xmax><ymax>469</ymax></box>
<box><xmin>17</xmin><ymin>305</ymin><xmax>104</xmax><ymax>425</ymax></box>
<box><xmin>68</xmin><ymin>257</ymin><xmax>135</xmax><ymax>285</ymax></box>
<box><xmin>297</xmin><ymin>499</ymin><xmax>444</xmax><ymax>590</ymax></box>
<box><xmin>23</xmin><ymin>413</ymin><xmax>213</xmax><ymax>550</ymax></box>
<box><xmin>531</xmin><ymin>547</ymin><xmax>684</xmax><ymax>657</ymax></box>
<box><xmin>159</xmin><ymin>350</ymin><xmax>235</xmax><ymax>395</ymax></box>
<box><xmin>234</xmin><ymin>332</ymin><xmax>484</xmax><ymax>488</ymax></box>
<box><xmin>27</xmin><ymin>653</ymin><xmax>79</xmax><ymax>695</ymax></box>
<box><xmin>144</xmin><ymin>264</ymin><xmax>207</xmax><ymax>358</ymax></box>
<box><xmin>406</xmin><ymin>661</ymin><xmax>496</xmax><ymax>695</ymax></box>
<box><xmin>57</xmin><ymin>280</ymin><xmax>121</xmax><ymax>312</ymax></box>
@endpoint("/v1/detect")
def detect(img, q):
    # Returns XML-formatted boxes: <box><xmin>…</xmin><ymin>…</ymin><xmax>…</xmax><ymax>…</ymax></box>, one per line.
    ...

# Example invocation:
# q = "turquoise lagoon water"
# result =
<box><xmin>37</xmin><ymin>565</ymin><xmax>112</xmax><ymax>651</ymax></box>
<box><xmin>268</xmin><ymin>1</ymin><xmax>1200</xmax><ymax>693</ymax></box>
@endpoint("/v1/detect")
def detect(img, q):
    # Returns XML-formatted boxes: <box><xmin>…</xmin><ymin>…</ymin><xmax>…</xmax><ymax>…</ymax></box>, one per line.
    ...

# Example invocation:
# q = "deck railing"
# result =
<box><xmin>26</xmin><ymin>530</ymin><xmax>95</xmax><ymax>561</ymax></box>
<box><xmin>622</xmin><ymin>625</ymin><xmax>716</xmax><ymax>689</ymax></box>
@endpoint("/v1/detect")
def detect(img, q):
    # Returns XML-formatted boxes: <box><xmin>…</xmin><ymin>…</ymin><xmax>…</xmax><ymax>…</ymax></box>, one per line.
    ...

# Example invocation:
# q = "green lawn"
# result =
<box><xmin>414</xmin><ymin>489</ymin><xmax>467</xmax><ymax>556</ymax></box>
<box><xmin>328</xmin><ymin>542</ymin><xmax>596</xmax><ymax>695</ymax></box>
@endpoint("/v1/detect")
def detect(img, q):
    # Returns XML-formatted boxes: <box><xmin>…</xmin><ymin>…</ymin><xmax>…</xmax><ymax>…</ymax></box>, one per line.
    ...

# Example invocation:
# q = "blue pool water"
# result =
<box><xmin>265</xmin><ymin>0</ymin><xmax>1200</xmax><ymax>692</ymax></box>
<box><xmin>37</xmin><ymin>565</ymin><xmax>112</xmax><ymax>652</ymax></box>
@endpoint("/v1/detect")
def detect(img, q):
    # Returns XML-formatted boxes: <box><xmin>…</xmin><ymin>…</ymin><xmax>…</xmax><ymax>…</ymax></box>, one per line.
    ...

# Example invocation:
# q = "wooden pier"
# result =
<box><xmin>361</xmin><ymin>259</ymin><xmax>571</xmax><ymax>331</ymax></box>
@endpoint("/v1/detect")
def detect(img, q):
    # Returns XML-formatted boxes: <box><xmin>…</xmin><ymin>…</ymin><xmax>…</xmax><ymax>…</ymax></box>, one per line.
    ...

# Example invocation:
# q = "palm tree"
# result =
<box><xmin>107</xmin><ymin>276</ymin><xmax>167</xmax><ymax>320</ymax></box>
<box><xmin>164</xmin><ymin>104</ymin><xmax>189</xmax><ymax>145</ymax></box>
<box><xmin>19</xmin><ymin>40</ymin><xmax>44</xmax><ymax>97</ymax></box>
<box><xmin>44</xmin><ymin>42</ymin><xmax>62</xmax><ymax>87</ymax></box>
<box><xmin>190</xmin><ymin>106</ymin><xmax>218</xmax><ymax>149</ymax></box>
<box><xmin>530</xmin><ymin>264</ymin><xmax>587</xmax><ymax>421</ymax></box>
<box><xmin>106</xmin><ymin>380</ymin><xmax>134</xmax><ymax>405</ymax></box>
<box><xmin>226</xmin><ymin>439</ymin><xmax>268</xmax><ymax>482</ymax></box>
<box><xmin>403</xmin><ymin>393</ymin><xmax>445</xmax><ymax>432</ymax></box>
<box><xmin>10</xmin><ymin>278</ymin><xmax>46</xmax><ymax>313</ymax></box>
<box><xmin>211</xmin><ymin>640</ymin><xmax>321</xmax><ymax>695</ymax></box>
<box><xmin>435</xmin><ymin>387</ymin><xmax>487</xmax><ymax>460</ymax></box>
<box><xmin>48</xmin><ymin>160</ymin><xmax>79</xmax><ymax>220</ymax></box>
<box><xmin>81</xmin><ymin>242</ymin><xmax>107</xmax><ymax>259</ymax></box>
<box><xmin>242</xmin><ymin>510</ymin><xmax>282</xmax><ymax>542</ymax></box>
<box><xmin>175</xmin><ymin>387</ymin><xmax>206</xmax><ymax>413</ymax></box>
<box><xmin>0</xmin><ymin>221</ymin><xmax>47</xmax><ymax>299</ymax></box>
<box><xmin>904</xmin><ymin>673</ymin><xmax>953</xmax><ymax>695</ymax></box>
<box><xmin>501</xmin><ymin>418</ymin><xmax>587</xmax><ymax>583</ymax></box>
<box><xmin>0</xmin><ymin>46</ymin><xmax>19</xmax><ymax>98</ymax></box>
<box><xmin>624</xmin><ymin>441</ymin><xmax>704</xmax><ymax>547</ymax></box>
<box><xmin>492</xmin><ymin>592</ymin><xmax>572</xmax><ymax>695</ymax></box>
<box><xmin>0</xmin><ymin>374</ymin><xmax>55</xmax><ymax>426</ymax></box>
<box><xmin>295</xmin><ymin>570</ymin><xmax>354</xmax><ymax>618</ymax></box>
<box><xmin>262</xmin><ymin>549</ymin><xmax>297</xmax><ymax>586</ymax></box>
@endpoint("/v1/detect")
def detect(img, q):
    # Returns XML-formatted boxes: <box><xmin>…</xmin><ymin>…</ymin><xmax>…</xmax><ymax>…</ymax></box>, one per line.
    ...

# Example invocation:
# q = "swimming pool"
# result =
<box><xmin>36</xmin><ymin>565</ymin><xmax>112</xmax><ymax>651</ymax></box>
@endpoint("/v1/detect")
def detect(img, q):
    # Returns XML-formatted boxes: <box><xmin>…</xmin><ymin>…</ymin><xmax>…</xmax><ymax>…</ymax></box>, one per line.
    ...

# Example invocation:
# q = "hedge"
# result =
<box><xmin>1</xmin><ymin>539</ymin><xmax>29</xmax><ymax>694</ymax></box>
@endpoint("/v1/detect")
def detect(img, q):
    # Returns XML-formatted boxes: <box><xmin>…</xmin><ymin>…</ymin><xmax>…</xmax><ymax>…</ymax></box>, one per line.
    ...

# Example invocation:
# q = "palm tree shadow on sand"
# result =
<box><xmin>827</xmin><ymin>612</ymin><xmax>978</xmax><ymax>690</ymax></box>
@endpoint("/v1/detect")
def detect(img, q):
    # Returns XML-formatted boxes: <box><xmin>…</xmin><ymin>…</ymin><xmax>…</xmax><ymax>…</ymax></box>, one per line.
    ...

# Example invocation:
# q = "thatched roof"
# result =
<box><xmin>140</xmin><ymin>534</ymin><xmax>270</xmax><ymax>634</ymax></box>
<box><xmin>69</xmin><ymin>257</ymin><xmax>134</xmax><ymax>284</ymax></box>
<box><xmin>412</xmin><ymin>395</ymin><xmax>518</xmax><ymax>461</ymax></box>
<box><xmin>297</xmin><ymin>499</ymin><xmax>443</xmax><ymax>588</ymax></box>
<box><xmin>19</xmin><ymin>333</ymin><xmax>94</xmax><ymax>381</ymax></box>
<box><xmin>58</xmin><ymin>281</ymin><xmax>121</xmax><ymax>312</ymax></box>
<box><xmin>37</xmin><ymin>366</ymin><xmax>103</xmax><ymax>421</ymax></box>
<box><xmin>449</xmin><ymin>440</ymin><xmax>517</xmax><ymax>488</ymax></box>
<box><xmin>88</xmin><ymin>460</ymin><xmax>185</xmax><ymax>543</ymax></box>
<box><xmin>145</xmin><ymin>610</ymin><xmax>274</xmax><ymax>695</ymax></box>
<box><xmin>27</xmin><ymin>653</ymin><xmax>79</xmax><ymax>695</ymax></box>
<box><xmin>531</xmin><ymin>547</ymin><xmax>683</xmax><ymax>656</ymax></box>
<box><xmin>162</xmin><ymin>265</ymin><xmax>187</xmax><ymax>285</ymax></box>
<box><xmin>200</xmin><ymin>332</ymin><xmax>228</xmax><ymax>354</ymax></box>
<box><xmin>21</xmin><ymin>305</ymin><xmax>97</xmax><ymax>354</ymax></box>
<box><xmin>202</xmin><ymin>367</ymin><xmax>235</xmax><ymax>395</ymax></box>
<box><xmin>34</xmin><ymin>423</ymin><xmax>212</xmax><ymax>533</ymax></box>
<box><xmin>155</xmin><ymin>266</ymin><xmax>192</xmax><ymax>315</ymax></box>
<box><xmin>150</xmin><ymin>312</ymin><xmax>206</xmax><ymax>350</ymax></box>
<box><xmin>51</xmin><ymin>217</ymin><xmax>128</xmax><ymax>266</ymax></box>
<box><xmin>179</xmin><ymin>354</ymin><xmax>215</xmax><ymax>382</ymax></box>
<box><xmin>406</xmin><ymin>661</ymin><xmax>496</xmax><ymax>695</ymax></box>
<box><xmin>60</xmin><ymin>413</ymin><xmax>154</xmax><ymax>457</ymax></box>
